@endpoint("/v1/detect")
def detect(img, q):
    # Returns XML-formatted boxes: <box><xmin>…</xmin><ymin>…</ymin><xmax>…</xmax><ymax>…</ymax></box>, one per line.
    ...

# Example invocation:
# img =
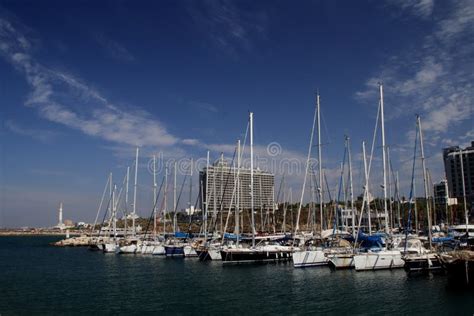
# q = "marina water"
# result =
<box><xmin>1</xmin><ymin>236</ymin><xmax>472</xmax><ymax>314</ymax></box>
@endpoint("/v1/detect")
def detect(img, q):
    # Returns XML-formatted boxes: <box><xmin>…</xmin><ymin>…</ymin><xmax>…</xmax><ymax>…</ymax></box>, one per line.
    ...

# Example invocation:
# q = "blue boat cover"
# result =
<box><xmin>432</xmin><ymin>236</ymin><xmax>453</xmax><ymax>243</ymax></box>
<box><xmin>174</xmin><ymin>232</ymin><xmax>192</xmax><ymax>238</ymax></box>
<box><xmin>357</xmin><ymin>231</ymin><xmax>385</xmax><ymax>249</ymax></box>
<box><xmin>223</xmin><ymin>233</ymin><xmax>240</xmax><ymax>240</ymax></box>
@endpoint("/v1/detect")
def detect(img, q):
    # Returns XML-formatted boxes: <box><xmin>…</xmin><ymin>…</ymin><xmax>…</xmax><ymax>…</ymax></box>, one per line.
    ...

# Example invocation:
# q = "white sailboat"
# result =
<box><xmin>103</xmin><ymin>175</ymin><xmax>119</xmax><ymax>253</ymax></box>
<box><xmin>293</xmin><ymin>92</ymin><xmax>329</xmax><ymax>268</ymax></box>
<box><xmin>328</xmin><ymin>252</ymin><xmax>355</xmax><ymax>269</ymax></box>
<box><xmin>354</xmin><ymin>249</ymin><xmax>405</xmax><ymax>270</ymax></box>
<box><xmin>354</xmin><ymin>84</ymin><xmax>404</xmax><ymax>271</ymax></box>
<box><xmin>141</xmin><ymin>155</ymin><xmax>166</xmax><ymax>255</ymax></box>
<box><xmin>199</xmin><ymin>142</ymin><xmax>242</xmax><ymax>261</ymax></box>
<box><xmin>184</xmin><ymin>159</ymin><xmax>198</xmax><ymax>258</ymax></box>
<box><xmin>402</xmin><ymin>115</ymin><xmax>442</xmax><ymax>272</ymax></box>
<box><xmin>183</xmin><ymin>244</ymin><xmax>198</xmax><ymax>257</ymax></box>
<box><xmin>119</xmin><ymin>147</ymin><xmax>140</xmax><ymax>254</ymax></box>
<box><xmin>327</xmin><ymin>137</ymin><xmax>357</xmax><ymax>269</ymax></box>
<box><xmin>221</xmin><ymin>112</ymin><xmax>294</xmax><ymax>263</ymax></box>
<box><xmin>154</xmin><ymin>166</ymin><xmax>169</xmax><ymax>256</ymax></box>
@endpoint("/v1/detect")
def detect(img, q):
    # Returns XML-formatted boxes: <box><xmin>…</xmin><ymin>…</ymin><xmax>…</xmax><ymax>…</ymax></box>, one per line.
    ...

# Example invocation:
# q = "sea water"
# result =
<box><xmin>0</xmin><ymin>236</ymin><xmax>472</xmax><ymax>315</ymax></box>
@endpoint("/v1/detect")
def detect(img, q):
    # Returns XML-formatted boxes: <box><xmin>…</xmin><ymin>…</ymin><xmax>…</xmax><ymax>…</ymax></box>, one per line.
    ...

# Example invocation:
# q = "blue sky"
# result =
<box><xmin>1</xmin><ymin>0</ymin><xmax>473</xmax><ymax>227</ymax></box>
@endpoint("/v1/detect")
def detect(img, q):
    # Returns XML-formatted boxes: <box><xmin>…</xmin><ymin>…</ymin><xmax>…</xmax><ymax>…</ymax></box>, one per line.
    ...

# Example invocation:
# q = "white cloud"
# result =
<box><xmin>95</xmin><ymin>32</ymin><xmax>135</xmax><ymax>62</ymax></box>
<box><xmin>4</xmin><ymin>120</ymin><xmax>60</xmax><ymax>143</ymax></box>
<box><xmin>0</xmin><ymin>16</ymin><xmax>179</xmax><ymax>149</ymax></box>
<box><xmin>181</xmin><ymin>138</ymin><xmax>201</xmax><ymax>146</ymax></box>
<box><xmin>435</xmin><ymin>0</ymin><xmax>474</xmax><ymax>42</ymax></box>
<box><xmin>187</xmin><ymin>0</ymin><xmax>268</xmax><ymax>57</ymax></box>
<box><xmin>387</xmin><ymin>0</ymin><xmax>434</xmax><ymax>18</ymax></box>
<box><xmin>355</xmin><ymin>0</ymin><xmax>474</xmax><ymax>195</ymax></box>
<box><xmin>356</xmin><ymin>1</ymin><xmax>473</xmax><ymax>134</ymax></box>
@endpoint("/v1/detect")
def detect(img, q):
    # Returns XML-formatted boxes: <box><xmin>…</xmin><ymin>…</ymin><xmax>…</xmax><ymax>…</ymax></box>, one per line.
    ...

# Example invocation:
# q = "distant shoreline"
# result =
<box><xmin>0</xmin><ymin>230</ymin><xmax>85</xmax><ymax>236</ymax></box>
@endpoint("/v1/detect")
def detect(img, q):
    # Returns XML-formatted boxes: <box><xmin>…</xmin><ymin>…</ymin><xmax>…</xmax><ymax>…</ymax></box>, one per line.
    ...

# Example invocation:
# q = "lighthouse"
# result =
<box><xmin>59</xmin><ymin>202</ymin><xmax>63</xmax><ymax>225</ymax></box>
<box><xmin>56</xmin><ymin>202</ymin><xmax>65</xmax><ymax>230</ymax></box>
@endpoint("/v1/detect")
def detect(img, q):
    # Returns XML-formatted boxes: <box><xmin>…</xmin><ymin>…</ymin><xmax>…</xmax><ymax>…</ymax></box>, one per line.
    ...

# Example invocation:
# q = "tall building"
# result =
<box><xmin>434</xmin><ymin>180</ymin><xmax>449</xmax><ymax>206</ymax></box>
<box><xmin>443</xmin><ymin>141</ymin><xmax>474</xmax><ymax>208</ymax></box>
<box><xmin>199</xmin><ymin>160</ymin><xmax>274</xmax><ymax>211</ymax></box>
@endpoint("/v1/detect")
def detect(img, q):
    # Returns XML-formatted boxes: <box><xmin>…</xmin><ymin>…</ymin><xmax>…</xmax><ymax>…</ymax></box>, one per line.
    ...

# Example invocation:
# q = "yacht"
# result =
<box><xmin>354</xmin><ymin>249</ymin><xmax>404</xmax><ymax>271</ymax></box>
<box><xmin>221</xmin><ymin>241</ymin><xmax>294</xmax><ymax>264</ymax></box>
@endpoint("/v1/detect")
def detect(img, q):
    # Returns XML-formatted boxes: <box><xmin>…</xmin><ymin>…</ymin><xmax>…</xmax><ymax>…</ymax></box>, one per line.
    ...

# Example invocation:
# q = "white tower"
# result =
<box><xmin>56</xmin><ymin>202</ymin><xmax>65</xmax><ymax>230</ymax></box>
<box><xmin>58</xmin><ymin>202</ymin><xmax>63</xmax><ymax>225</ymax></box>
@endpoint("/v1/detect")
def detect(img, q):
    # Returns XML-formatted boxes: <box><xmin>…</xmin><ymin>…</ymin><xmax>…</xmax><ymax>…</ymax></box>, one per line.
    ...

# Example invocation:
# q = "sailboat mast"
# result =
<box><xmin>235</xmin><ymin>139</ymin><xmax>240</xmax><ymax>246</ymax></box>
<box><xmin>173</xmin><ymin>161</ymin><xmax>177</xmax><ymax>233</ymax></box>
<box><xmin>417</xmin><ymin>115</ymin><xmax>432</xmax><ymax>249</ymax></box>
<box><xmin>363</xmin><ymin>141</ymin><xmax>372</xmax><ymax>235</ymax></box>
<box><xmin>250</xmin><ymin>112</ymin><xmax>256</xmax><ymax>247</ymax></box>
<box><xmin>282</xmin><ymin>187</ymin><xmax>287</xmax><ymax>233</ymax></box>
<box><xmin>260</xmin><ymin>177</ymin><xmax>264</xmax><ymax>231</ymax></box>
<box><xmin>212</xmin><ymin>159</ymin><xmax>217</xmax><ymax>228</ymax></box>
<box><xmin>189</xmin><ymin>158</ymin><xmax>193</xmax><ymax>216</ymax></box>
<box><xmin>414</xmin><ymin>175</ymin><xmax>418</xmax><ymax>232</ymax></box>
<box><xmin>347</xmin><ymin>136</ymin><xmax>355</xmax><ymax>238</ymax></box>
<box><xmin>109</xmin><ymin>172</ymin><xmax>112</xmax><ymax>239</ymax></box>
<box><xmin>112</xmin><ymin>183</ymin><xmax>117</xmax><ymax>239</ymax></box>
<box><xmin>153</xmin><ymin>155</ymin><xmax>157</xmax><ymax>237</ymax></box>
<box><xmin>387</xmin><ymin>146</ymin><xmax>394</xmax><ymax>232</ymax></box>
<box><xmin>133</xmin><ymin>147</ymin><xmax>139</xmax><ymax>236</ymax></box>
<box><xmin>163</xmin><ymin>167</ymin><xmax>168</xmax><ymax>234</ymax></box>
<box><xmin>295</xmin><ymin>94</ymin><xmax>318</xmax><ymax>233</ymax></box>
<box><xmin>205</xmin><ymin>151</ymin><xmax>210</xmax><ymax>240</ymax></box>
<box><xmin>338</xmin><ymin>161</ymin><xmax>344</xmax><ymax>231</ymax></box>
<box><xmin>125</xmin><ymin>166</ymin><xmax>129</xmax><ymax>236</ymax></box>
<box><xmin>379</xmin><ymin>84</ymin><xmax>389</xmax><ymax>234</ymax></box>
<box><xmin>396</xmin><ymin>171</ymin><xmax>401</xmax><ymax>228</ymax></box>
<box><xmin>317</xmin><ymin>93</ymin><xmax>323</xmax><ymax>233</ymax></box>
<box><xmin>220</xmin><ymin>153</ymin><xmax>224</xmax><ymax>233</ymax></box>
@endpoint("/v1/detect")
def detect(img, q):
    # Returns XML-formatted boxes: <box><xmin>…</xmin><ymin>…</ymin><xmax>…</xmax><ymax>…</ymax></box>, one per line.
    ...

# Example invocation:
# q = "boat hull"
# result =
<box><xmin>293</xmin><ymin>250</ymin><xmax>328</xmax><ymax>268</ymax></box>
<box><xmin>196</xmin><ymin>249</ymin><xmax>210</xmax><ymax>261</ymax></box>
<box><xmin>209</xmin><ymin>248</ymin><xmax>222</xmax><ymax>260</ymax></box>
<box><xmin>152</xmin><ymin>245</ymin><xmax>166</xmax><ymax>255</ymax></box>
<box><xmin>197</xmin><ymin>246</ymin><xmax>222</xmax><ymax>261</ymax></box>
<box><xmin>328</xmin><ymin>254</ymin><xmax>355</xmax><ymax>269</ymax></box>
<box><xmin>221</xmin><ymin>249</ymin><xmax>292</xmax><ymax>264</ymax></box>
<box><xmin>103</xmin><ymin>243</ymin><xmax>118</xmax><ymax>253</ymax></box>
<box><xmin>184</xmin><ymin>245</ymin><xmax>198</xmax><ymax>257</ymax></box>
<box><xmin>440</xmin><ymin>251</ymin><xmax>474</xmax><ymax>287</ymax></box>
<box><xmin>403</xmin><ymin>254</ymin><xmax>443</xmax><ymax>273</ymax></box>
<box><xmin>165</xmin><ymin>245</ymin><xmax>185</xmax><ymax>257</ymax></box>
<box><xmin>89</xmin><ymin>244</ymin><xmax>103</xmax><ymax>251</ymax></box>
<box><xmin>119</xmin><ymin>244</ymin><xmax>138</xmax><ymax>254</ymax></box>
<box><xmin>354</xmin><ymin>251</ymin><xmax>404</xmax><ymax>271</ymax></box>
<box><xmin>140</xmin><ymin>245</ymin><xmax>154</xmax><ymax>254</ymax></box>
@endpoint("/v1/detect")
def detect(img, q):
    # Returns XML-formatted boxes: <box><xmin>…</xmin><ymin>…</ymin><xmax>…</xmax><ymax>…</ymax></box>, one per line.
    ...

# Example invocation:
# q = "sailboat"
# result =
<box><xmin>152</xmin><ymin>166</ymin><xmax>170</xmax><ymax>256</ymax></box>
<box><xmin>119</xmin><ymin>147</ymin><xmax>140</xmax><ymax>254</ymax></box>
<box><xmin>354</xmin><ymin>84</ymin><xmax>404</xmax><ymax>271</ymax></box>
<box><xmin>183</xmin><ymin>158</ymin><xmax>199</xmax><ymax>258</ymax></box>
<box><xmin>293</xmin><ymin>93</ymin><xmax>329</xmax><ymax>268</ymax></box>
<box><xmin>164</xmin><ymin>162</ymin><xmax>186</xmax><ymax>257</ymax></box>
<box><xmin>327</xmin><ymin>137</ymin><xmax>357</xmax><ymax>269</ymax></box>
<box><xmin>403</xmin><ymin>115</ymin><xmax>442</xmax><ymax>272</ymax></box>
<box><xmin>103</xmin><ymin>174</ymin><xmax>119</xmax><ymax>253</ymax></box>
<box><xmin>439</xmin><ymin>148</ymin><xmax>473</xmax><ymax>285</ymax></box>
<box><xmin>196</xmin><ymin>151</ymin><xmax>226</xmax><ymax>261</ymax></box>
<box><xmin>141</xmin><ymin>156</ymin><xmax>168</xmax><ymax>255</ymax></box>
<box><xmin>89</xmin><ymin>173</ymin><xmax>114</xmax><ymax>252</ymax></box>
<box><xmin>221</xmin><ymin>112</ymin><xmax>294</xmax><ymax>263</ymax></box>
